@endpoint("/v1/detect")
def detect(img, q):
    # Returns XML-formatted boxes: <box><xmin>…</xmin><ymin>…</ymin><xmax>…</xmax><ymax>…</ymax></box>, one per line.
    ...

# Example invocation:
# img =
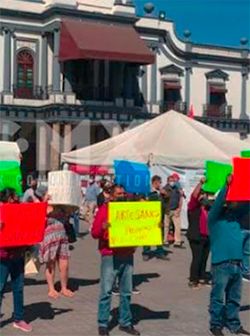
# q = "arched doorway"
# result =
<box><xmin>16</xmin><ymin>49</ymin><xmax>34</xmax><ymax>98</ymax></box>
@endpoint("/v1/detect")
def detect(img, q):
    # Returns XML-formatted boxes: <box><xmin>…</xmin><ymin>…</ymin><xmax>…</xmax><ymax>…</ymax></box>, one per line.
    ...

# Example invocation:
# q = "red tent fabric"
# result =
<box><xmin>69</xmin><ymin>164</ymin><xmax>109</xmax><ymax>175</ymax></box>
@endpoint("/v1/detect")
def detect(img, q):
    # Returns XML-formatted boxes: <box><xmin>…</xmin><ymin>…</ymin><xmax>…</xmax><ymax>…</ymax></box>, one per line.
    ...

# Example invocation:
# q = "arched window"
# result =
<box><xmin>16</xmin><ymin>50</ymin><xmax>34</xmax><ymax>98</ymax></box>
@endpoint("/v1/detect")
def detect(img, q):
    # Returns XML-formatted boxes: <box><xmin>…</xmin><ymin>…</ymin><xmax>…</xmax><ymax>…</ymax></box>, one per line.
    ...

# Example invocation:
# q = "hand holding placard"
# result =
<box><xmin>202</xmin><ymin>161</ymin><xmax>232</xmax><ymax>194</ymax></box>
<box><xmin>108</xmin><ymin>201</ymin><xmax>162</xmax><ymax>248</ymax></box>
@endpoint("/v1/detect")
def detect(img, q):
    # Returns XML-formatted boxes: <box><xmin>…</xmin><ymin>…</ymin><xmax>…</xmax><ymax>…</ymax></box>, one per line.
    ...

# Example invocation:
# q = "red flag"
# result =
<box><xmin>188</xmin><ymin>104</ymin><xmax>195</xmax><ymax>119</ymax></box>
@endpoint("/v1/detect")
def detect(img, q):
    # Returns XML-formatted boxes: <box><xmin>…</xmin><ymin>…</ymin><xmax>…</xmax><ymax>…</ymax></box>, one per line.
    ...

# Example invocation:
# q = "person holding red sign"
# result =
<box><xmin>0</xmin><ymin>188</ymin><xmax>32</xmax><ymax>333</ymax></box>
<box><xmin>208</xmin><ymin>175</ymin><xmax>250</xmax><ymax>336</ymax></box>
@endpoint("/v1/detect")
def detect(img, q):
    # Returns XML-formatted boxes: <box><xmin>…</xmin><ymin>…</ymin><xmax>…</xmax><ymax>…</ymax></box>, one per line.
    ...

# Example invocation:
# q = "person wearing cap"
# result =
<box><xmin>163</xmin><ymin>175</ymin><xmax>184</xmax><ymax>248</ymax></box>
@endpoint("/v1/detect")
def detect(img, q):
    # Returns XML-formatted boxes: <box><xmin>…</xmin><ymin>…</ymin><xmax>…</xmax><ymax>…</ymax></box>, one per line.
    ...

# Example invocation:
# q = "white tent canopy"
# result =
<box><xmin>0</xmin><ymin>141</ymin><xmax>21</xmax><ymax>162</ymax></box>
<box><xmin>61</xmin><ymin>111</ymin><xmax>250</xmax><ymax>168</ymax></box>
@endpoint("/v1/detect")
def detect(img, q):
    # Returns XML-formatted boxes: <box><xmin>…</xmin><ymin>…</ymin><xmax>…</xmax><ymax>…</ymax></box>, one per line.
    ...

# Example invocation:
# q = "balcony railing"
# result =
<box><xmin>161</xmin><ymin>101</ymin><xmax>187</xmax><ymax>114</ymax></box>
<box><xmin>72</xmin><ymin>84</ymin><xmax>114</xmax><ymax>102</ymax></box>
<box><xmin>203</xmin><ymin>104</ymin><xmax>232</xmax><ymax>118</ymax></box>
<box><xmin>13</xmin><ymin>85</ymin><xmax>50</xmax><ymax>100</ymax></box>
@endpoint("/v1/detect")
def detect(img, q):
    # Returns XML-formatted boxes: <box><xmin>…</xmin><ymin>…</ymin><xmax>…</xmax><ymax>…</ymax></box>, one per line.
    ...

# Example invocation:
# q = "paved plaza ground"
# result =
<box><xmin>1</xmin><ymin>222</ymin><xmax>249</xmax><ymax>336</ymax></box>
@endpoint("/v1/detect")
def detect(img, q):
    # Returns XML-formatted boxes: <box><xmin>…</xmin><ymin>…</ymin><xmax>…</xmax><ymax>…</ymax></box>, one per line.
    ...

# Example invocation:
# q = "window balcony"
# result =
<box><xmin>13</xmin><ymin>85</ymin><xmax>49</xmax><ymax>100</ymax></box>
<box><xmin>161</xmin><ymin>101</ymin><xmax>187</xmax><ymax>114</ymax></box>
<box><xmin>203</xmin><ymin>104</ymin><xmax>232</xmax><ymax>118</ymax></box>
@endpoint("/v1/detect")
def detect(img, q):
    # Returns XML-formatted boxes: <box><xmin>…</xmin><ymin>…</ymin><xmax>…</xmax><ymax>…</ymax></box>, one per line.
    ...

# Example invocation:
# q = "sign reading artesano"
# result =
<box><xmin>108</xmin><ymin>201</ymin><xmax>162</xmax><ymax>248</ymax></box>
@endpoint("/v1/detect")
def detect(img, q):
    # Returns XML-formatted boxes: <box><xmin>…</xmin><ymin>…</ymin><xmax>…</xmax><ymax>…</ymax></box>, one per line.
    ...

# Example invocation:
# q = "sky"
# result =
<box><xmin>135</xmin><ymin>0</ymin><xmax>250</xmax><ymax>48</ymax></box>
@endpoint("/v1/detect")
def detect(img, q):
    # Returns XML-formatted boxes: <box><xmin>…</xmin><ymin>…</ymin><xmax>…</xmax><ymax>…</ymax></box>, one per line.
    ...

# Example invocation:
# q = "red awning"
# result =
<box><xmin>69</xmin><ymin>164</ymin><xmax>110</xmax><ymax>175</ymax></box>
<box><xmin>59</xmin><ymin>19</ymin><xmax>155</xmax><ymax>65</ymax></box>
<box><xmin>209</xmin><ymin>86</ymin><xmax>227</xmax><ymax>93</ymax></box>
<box><xmin>164</xmin><ymin>82</ymin><xmax>182</xmax><ymax>89</ymax></box>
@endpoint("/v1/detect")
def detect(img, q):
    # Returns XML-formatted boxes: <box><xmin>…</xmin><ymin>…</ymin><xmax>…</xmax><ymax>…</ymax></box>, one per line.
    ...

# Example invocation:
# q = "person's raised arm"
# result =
<box><xmin>208</xmin><ymin>175</ymin><xmax>232</xmax><ymax>225</ymax></box>
<box><xmin>192</xmin><ymin>177</ymin><xmax>206</xmax><ymax>200</ymax></box>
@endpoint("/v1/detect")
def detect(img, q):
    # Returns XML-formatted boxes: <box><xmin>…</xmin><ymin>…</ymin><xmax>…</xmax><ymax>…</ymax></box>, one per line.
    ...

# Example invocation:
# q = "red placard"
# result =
<box><xmin>226</xmin><ymin>158</ymin><xmax>250</xmax><ymax>201</ymax></box>
<box><xmin>0</xmin><ymin>202</ymin><xmax>47</xmax><ymax>247</ymax></box>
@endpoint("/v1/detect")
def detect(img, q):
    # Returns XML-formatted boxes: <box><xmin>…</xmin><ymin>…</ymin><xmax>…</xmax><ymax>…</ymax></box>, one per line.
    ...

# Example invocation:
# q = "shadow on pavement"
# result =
<box><xmin>0</xmin><ymin>302</ymin><xmax>73</xmax><ymax>327</ymax></box>
<box><xmin>109</xmin><ymin>304</ymin><xmax>170</xmax><ymax>330</ymax></box>
<box><xmin>240</xmin><ymin>305</ymin><xmax>250</xmax><ymax>311</ymax></box>
<box><xmin>67</xmin><ymin>277</ymin><xmax>99</xmax><ymax>291</ymax></box>
<box><xmin>133</xmin><ymin>273</ymin><xmax>160</xmax><ymax>287</ymax></box>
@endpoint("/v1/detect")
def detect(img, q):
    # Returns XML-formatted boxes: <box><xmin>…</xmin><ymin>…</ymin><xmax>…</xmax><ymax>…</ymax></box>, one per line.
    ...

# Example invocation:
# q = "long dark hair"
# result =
<box><xmin>0</xmin><ymin>188</ymin><xmax>18</xmax><ymax>203</ymax></box>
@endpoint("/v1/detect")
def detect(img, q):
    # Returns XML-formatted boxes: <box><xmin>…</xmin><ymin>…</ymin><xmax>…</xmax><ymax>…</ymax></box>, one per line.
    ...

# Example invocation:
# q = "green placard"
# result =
<box><xmin>241</xmin><ymin>150</ymin><xmax>250</xmax><ymax>158</ymax></box>
<box><xmin>0</xmin><ymin>161</ymin><xmax>23</xmax><ymax>195</ymax></box>
<box><xmin>202</xmin><ymin>160</ymin><xmax>232</xmax><ymax>194</ymax></box>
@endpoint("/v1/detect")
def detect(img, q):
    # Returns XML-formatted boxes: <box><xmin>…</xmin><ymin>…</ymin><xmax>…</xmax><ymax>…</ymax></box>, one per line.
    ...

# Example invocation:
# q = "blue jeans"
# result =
<box><xmin>98</xmin><ymin>255</ymin><xmax>133</xmax><ymax>328</ymax></box>
<box><xmin>209</xmin><ymin>261</ymin><xmax>242</xmax><ymax>332</ymax></box>
<box><xmin>73</xmin><ymin>212</ymin><xmax>80</xmax><ymax>236</ymax></box>
<box><xmin>242</xmin><ymin>230</ymin><xmax>250</xmax><ymax>277</ymax></box>
<box><xmin>0</xmin><ymin>257</ymin><xmax>25</xmax><ymax>321</ymax></box>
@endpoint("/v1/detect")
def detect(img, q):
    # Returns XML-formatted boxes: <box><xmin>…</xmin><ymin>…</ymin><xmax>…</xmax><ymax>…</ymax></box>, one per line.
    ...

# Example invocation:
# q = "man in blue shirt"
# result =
<box><xmin>208</xmin><ymin>175</ymin><xmax>250</xmax><ymax>336</ymax></box>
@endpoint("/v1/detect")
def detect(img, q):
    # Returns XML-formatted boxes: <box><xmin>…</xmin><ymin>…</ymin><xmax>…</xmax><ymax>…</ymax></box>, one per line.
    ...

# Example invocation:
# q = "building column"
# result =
<box><xmin>50</xmin><ymin>123</ymin><xmax>60</xmax><ymax>171</ymax></box>
<box><xmin>93</xmin><ymin>60</ymin><xmax>99</xmax><ymax>100</ymax></box>
<box><xmin>112</xmin><ymin>124</ymin><xmax>121</xmax><ymax>137</ymax></box>
<box><xmin>64</xmin><ymin>123</ymin><xmax>72</xmax><ymax>152</ymax></box>
<box><xmin>37</xmin><ymin>123</ymin><xmax>47</xmax><ymax>177</ymax></box>
<box><xmin>124</xmin><ymin>65</ymin><xmax>134</xmax><ymax>107</ymax></box>
<box><xmin>141</xmin><ymin>66</ymin><xmax>148</xmax><ymax>106</ymax></box>
<box><xmin>185</xmin><ymin>64</ymin><xmax>192</xmax><ymax>110</ymax></box>
<box><xmin>150</xmin><ymin>50</ymin><xmax>159</xmax><ymax>113</ymax></box>
<box><xmin>104</xmin><ymin>60</ymin><xmax>109</xmax><ymax>99</ymax></box>
<box><xmin>1</xmin><ymin>121</ymin><xmax>11</xmax><ymax>141</ymax></box>
<box><xmin>52</xmin><ymin>29</ymin><xmax>61</xmax><ymax>92</ymax></box>
<box><xmin>240</xmin><ymin>68</ymin><xmax>248</xmax><ymax>119</ymax></box>
<box><xmin>3</xmin><ymin>28</ymin><xmax>11</xmax><ymax>93</ymax></box>
<box><xmin>113</xmin><ymin>63</ymin><xmax>124</xmax><ymax>106</ymax></box>
<box><xmin>41</xmin><ymin>33</ymin><xmax>48</xmax><ymax>99</ymax></box>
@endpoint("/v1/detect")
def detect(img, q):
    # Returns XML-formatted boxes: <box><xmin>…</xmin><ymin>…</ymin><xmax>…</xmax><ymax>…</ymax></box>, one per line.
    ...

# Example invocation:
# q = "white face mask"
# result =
<box><xmin>169</xmin><ymin>182</ymin><xmax>175</xmax><ymax>187</ymax></box>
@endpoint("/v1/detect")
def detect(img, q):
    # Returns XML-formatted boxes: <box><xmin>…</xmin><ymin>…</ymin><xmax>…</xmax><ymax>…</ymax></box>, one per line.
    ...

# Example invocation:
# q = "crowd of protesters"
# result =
<box><xmin>0</xmin><ymin>172</ymin><xmax>249</xmax><ymax>336</ymax></box>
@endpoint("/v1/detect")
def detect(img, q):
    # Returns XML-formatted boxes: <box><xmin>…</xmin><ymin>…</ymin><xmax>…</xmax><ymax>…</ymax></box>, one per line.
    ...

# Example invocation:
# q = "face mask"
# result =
<box><xmin>169</xmin><ymin>182</ymin><xmax>175</xmax><ymax>187</ymax></box>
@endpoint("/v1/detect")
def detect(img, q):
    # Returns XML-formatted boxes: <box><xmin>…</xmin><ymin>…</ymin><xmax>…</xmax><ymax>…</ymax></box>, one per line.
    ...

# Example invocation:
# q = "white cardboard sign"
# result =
<box><xmin>48</xmin><ymin>171</ymin><xmax>81</xmax><ymax>208</ymax></box>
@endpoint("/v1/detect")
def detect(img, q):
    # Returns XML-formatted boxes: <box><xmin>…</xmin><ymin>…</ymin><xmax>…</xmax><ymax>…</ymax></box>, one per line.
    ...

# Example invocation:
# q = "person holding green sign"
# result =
<box><xmin>91</xmin><ymin>185</ymin><xmax>140</xmax><ymax>336</ymax></box>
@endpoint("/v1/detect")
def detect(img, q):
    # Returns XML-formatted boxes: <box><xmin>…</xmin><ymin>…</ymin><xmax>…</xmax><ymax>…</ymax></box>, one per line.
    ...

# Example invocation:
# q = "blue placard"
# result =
<box><xmin>114</xmin><ymin>160</ymin><xmax>150</xmax><ymax>195</ymax></box>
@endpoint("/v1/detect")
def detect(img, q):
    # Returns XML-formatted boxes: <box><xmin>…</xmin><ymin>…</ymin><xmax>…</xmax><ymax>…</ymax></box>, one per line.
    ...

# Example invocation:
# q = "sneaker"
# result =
<box><xmin>188</xmin><ymin>281</ymin><xmax>200</xmax><ymax>289</ymax></box>
<box><xmin>13</xmin><ymin>321</ymin><xmax>32</xmax><ymax>332</ymax></box>
<box><xmin>210</xmin><ymin>327</ymin><xmax>224</xmax><ymax>336</ymax></box>
<box><xmin>98</xmin><ymin>326</ymin><xmax>110</xmax><ymax>336</ymax></box>
<box><xmin>233</xmin><ymin>326</ymin><xmax>250</xmax><ymax>335</ymax></box>
<box><xmin>199</xmin><ymin>279</ymin><xmax>212</xmax><ymax>286</ymax></box>
<box><xmin>173</xmin><ymin>242</ymin><xmax>186</xmax><ymax>249</ymax></box>
<box><xmin>119</xmin><ymin>325</ymin><xmax>140</xmax><ymax>335</ymax></box>
<box><xmin>242</xmin><ymin>274</ymin><xmax>250</xmax><ymax>282</ymax></box>
<box><xmin>132</xmin><ymin>287</ymin><xmax>141</xmax><ymax>295</ymax></box>
<box><xmin>112</xmin><ymin>287</ymin><xmax>120</xmax><ymax>296</ymax></box>
<box><xmin>155</xmin><ymin>254</ymin><xmax>169</xmax><ymax>260</ymax></box>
